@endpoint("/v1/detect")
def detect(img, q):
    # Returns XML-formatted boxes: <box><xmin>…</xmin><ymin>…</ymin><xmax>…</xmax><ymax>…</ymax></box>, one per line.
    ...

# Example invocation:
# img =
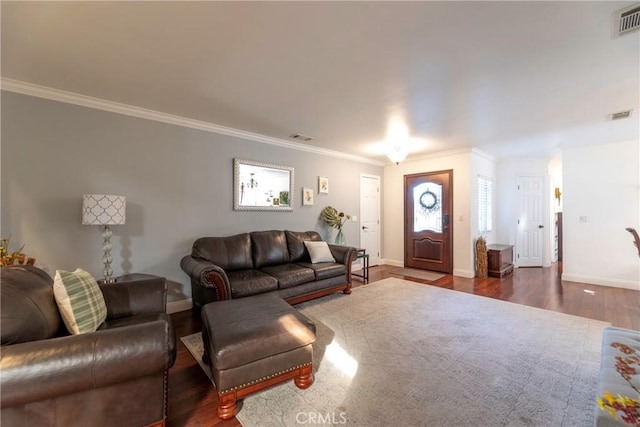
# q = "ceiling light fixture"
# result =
<box><xmin>385</xmin><ymin>116</ymin><xmax>410</xmax><ymax>164</ymax></box>
<box><xmin>387</xmin><ymin>144</ymin><xmax>407</xmax><ymax>165</ymax></box>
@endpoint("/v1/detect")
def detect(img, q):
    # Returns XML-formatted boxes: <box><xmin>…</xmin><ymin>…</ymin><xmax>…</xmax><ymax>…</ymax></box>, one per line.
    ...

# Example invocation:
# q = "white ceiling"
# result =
<box><xmin>2</xmin><ymin>1</ymin><xmax>639</xmax><ymax>164</ymax></box>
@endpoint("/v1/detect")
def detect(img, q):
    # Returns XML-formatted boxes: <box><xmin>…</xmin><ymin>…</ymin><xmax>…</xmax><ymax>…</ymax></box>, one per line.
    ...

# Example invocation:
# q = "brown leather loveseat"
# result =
<box><xmin>181</xmin><ymin>230</ymin><xmax>356</xmax><ymax>311</ymax></box>
<box><xmin>0</xmin><ymin>266</ymin><xmax>176</xmax><ymax>427</ymax></box>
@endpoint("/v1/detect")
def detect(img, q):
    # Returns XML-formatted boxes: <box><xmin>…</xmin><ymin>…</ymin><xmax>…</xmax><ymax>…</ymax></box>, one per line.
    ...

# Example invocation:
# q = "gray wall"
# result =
<box><xmin>1</xmin><ymin>91</ymin><xmax>383</xmax><ymax>303</ymax></box>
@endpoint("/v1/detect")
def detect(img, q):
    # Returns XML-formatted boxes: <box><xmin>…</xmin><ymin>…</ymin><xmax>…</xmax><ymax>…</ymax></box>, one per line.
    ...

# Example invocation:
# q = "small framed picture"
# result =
<box><xmin>303</xmin><ymin>188</ymin><xmax>314</xmax><ymax>206</ymax></box>
<box><xmin>319</xmin><ymin>177</ymin><xmax>329</xmax><ymax>194</ymax></box>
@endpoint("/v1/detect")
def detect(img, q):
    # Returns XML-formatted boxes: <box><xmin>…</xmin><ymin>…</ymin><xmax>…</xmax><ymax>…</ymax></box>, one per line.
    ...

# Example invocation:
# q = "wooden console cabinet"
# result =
<box><xmin>487</xmin><ymin>244</ymin><xmax>514</xmax><ymax>278</ymax></box>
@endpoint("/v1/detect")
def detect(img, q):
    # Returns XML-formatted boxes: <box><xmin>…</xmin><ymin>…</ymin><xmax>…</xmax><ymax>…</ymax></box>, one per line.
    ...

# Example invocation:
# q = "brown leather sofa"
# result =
<box><xmin>0</xmin><ymin>266</ymin><xmax>176</xmax><ymax>427</ymax></box>
<box><xmin>181</xmin><ymin>230</ymin><xmax>356</xmax><ymax>311</ymax></box>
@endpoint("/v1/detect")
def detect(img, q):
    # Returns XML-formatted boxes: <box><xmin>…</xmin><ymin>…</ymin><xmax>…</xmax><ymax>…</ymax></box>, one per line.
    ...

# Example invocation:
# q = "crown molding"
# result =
<box><xmin>398</xmin><ymin>147</ymin><xmax>474</xmax><ymax>164</ymax></box>
<box><xmin>470</xmin><ymin>147</ymin><xmax>496</xmax><ymax>162</ymax></box>
<box><xmin>1</xmin><ymin>78</ymin><xmax>385</xmax><ymax>167</ymax></box>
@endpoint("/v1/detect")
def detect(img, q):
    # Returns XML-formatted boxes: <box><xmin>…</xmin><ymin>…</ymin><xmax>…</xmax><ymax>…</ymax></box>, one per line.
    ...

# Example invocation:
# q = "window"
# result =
<box><xmin>413</xmin><ymin>182</ymin><xmax>443</xmax><ymax>233</ymax></box>
<box><xmin>478</xmin><ymin>176</ymin><xmax>492</xmax><ymax>233</ymax></box>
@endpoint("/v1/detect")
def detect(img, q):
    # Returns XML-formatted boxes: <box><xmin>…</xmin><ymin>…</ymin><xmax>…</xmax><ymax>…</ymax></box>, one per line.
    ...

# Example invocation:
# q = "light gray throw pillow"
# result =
<box><xmin>304</xmin><ymin>241</ymin><xmax>336</xmax><ymax>263</ymax></box>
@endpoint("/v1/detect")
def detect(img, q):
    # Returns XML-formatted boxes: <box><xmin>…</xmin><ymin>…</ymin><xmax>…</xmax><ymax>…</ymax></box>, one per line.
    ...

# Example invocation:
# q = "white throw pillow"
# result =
<box><xmin>53</xmin><ymin>268</ymin><xmax>107</xmax><ymax>335</ymax></box>
<box><xmin>304</xmin><ymin>241</ymin><xmax>336</xmax><ymax>263</ymax></box>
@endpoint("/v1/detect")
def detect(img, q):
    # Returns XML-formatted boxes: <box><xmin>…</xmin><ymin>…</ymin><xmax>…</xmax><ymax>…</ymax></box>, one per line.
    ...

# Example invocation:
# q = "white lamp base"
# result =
<box><xmin>101</xmin><ymin>225</ymin><xmax>115</xmax><ymax>283</ymax></box>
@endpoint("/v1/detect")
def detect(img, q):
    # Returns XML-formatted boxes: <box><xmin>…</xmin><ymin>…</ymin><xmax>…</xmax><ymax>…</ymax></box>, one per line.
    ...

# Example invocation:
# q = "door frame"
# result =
<box><xmin>359</xmin><ymin>173</ymin><xmax>381</xmax><ymax>267</ymax></box>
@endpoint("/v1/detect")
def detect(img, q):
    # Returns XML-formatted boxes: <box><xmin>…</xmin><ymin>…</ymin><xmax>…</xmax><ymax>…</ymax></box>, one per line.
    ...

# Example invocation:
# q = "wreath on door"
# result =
<box><xmin>419</xmin><ymin>190</ymin><xmax>439</xmax><ymax>212</ymax></box>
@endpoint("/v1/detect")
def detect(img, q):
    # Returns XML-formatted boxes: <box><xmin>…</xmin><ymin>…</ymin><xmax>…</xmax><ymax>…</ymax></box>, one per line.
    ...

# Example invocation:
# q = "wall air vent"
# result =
<box><xmin>617</xmin><ymin>5</ymin><xmax>640</xmax><ymax>35</ymax></box>
<box><xmin>610</xmin><ymin>110</ymin><xmax>633</xmax><ymax>120</ymax></box>
<box><xmin>289</xmin><ymin>133</ymin><xmax>314</xmax><ymax>142</ymax></box>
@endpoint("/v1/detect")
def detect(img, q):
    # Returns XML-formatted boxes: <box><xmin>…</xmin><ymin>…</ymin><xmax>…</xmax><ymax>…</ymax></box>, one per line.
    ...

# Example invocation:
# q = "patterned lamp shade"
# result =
<box><xmin>82</xmin><ymin>195</ymin><xmax>126</xmax><ymax>225</ymax></box>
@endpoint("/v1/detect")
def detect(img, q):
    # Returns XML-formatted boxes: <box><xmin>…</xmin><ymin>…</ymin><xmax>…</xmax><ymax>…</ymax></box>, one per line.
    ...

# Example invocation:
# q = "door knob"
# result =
<box><xmin>362</xmin><ymin>226</ymin><xmax>368</xmax><ymax>230</ymax></box>
<box><xmin>538</xmin><ymin>225</ymin><xmax>544</xmax><ymax>229</ymax></box>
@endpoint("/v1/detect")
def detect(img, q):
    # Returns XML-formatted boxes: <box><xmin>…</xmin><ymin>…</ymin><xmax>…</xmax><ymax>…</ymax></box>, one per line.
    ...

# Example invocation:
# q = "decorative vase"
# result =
<box><xmin>475</xmin><ymin>236</ymin><xmax>488</xmax><ymax>279</ymax></box>
<box><xmin>335</xmin><ymin>229</ymin><xmax>346</xmax><ymax>245</ymax></box>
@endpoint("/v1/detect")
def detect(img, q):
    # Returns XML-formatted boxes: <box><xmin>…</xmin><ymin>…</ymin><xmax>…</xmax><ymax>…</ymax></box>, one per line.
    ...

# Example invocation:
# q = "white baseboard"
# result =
<box><xmin>167</xmin><ymin>298</ymin><xmax>192</xmax><ymax>314</ymax></box>
<box><xmin>381</xmin><ymin>258</ymin><xmax>403</xmax><ymax>267</ymax></box>
<box><xmin>453</xmin><ymin>269</ymin><xmax>475</xmax><ymax>279</ymax></box>
<box><xmin>561</xmin><ymin>273</ymin><xmax>640</xmax><ymax>290</ymax></box>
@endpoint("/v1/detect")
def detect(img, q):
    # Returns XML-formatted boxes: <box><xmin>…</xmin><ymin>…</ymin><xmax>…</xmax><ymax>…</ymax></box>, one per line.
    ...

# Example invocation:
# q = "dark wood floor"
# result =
<box><xmin>167</xmin><ymin>264</ymin><xmax>640</xmax><ymax>426</ymax></box>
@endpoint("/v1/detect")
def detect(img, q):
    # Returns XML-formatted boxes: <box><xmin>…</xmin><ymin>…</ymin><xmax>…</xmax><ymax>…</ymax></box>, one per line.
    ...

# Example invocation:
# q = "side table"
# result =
<box><xmin>97</xmin><ymin>273</ymin><xmax>168</xmax><ymax>314</ymax></box>
<box><xmin>352</xmin><ymin>249</ymin><xmax>369</xmax><ymax>283</ymax></box>
<box><xmin>487</xmin><ymin>245</ymin><xmax>514</xmax><ymax>278</ymax></box>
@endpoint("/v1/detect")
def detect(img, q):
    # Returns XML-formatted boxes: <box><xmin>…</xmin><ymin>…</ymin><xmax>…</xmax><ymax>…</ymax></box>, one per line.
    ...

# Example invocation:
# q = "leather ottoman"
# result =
<box><xmin>201</xmin><ymin>292</ymin><xmax>316</xmax><ymax>420</ymax></box>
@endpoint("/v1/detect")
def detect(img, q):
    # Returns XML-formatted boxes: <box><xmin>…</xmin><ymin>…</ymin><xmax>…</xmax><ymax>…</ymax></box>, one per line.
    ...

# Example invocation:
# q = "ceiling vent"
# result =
<box><xmin>610</xmin><ymin>110</ymin><xmax>633</xmax><ymax>120</ymax></box>
<box><xmin>289</xmin><ymin>133</ymin><xmax>314</xmax><ymax>142</ymax></box>
<box><xmin>616</xmin><ymin>4</ymin><xmax>640</xmax><ymax>35</ymax></box>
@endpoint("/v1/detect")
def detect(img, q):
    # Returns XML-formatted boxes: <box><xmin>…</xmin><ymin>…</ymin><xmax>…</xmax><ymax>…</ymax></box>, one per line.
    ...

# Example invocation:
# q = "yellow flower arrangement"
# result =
<box><xmin>0</xmin><ymin>238</ymin><xmax>35</xmax><ymax>267</ymax></box>
<box><xmin>597</xmin><ymin>342</ymin><xmax>640</xmax><ymax>425</ymax></box>
<box><xmin>597</xmin><ymin>392</ymin><xmax>639</xmax><ymax>424</ymax></box>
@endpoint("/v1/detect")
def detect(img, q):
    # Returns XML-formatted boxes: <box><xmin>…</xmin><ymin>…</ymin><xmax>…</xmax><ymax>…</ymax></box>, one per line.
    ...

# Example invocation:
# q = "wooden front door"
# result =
<box><xmin>404</xmin><ymin>170</ymin><xmax>453</xmax><ymax>274</ymax></box>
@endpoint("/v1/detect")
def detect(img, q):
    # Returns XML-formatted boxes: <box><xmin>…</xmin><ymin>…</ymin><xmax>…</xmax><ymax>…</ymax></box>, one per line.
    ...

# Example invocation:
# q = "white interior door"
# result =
<box><xmin>516</xmin><ymin>175</ymin><xmax>545</xmax><ymax>267</ymax></box>
<box><xmin>360</xmin><ymin>174</ymin><xmax>380</xmax><ymax>266</ymax></box>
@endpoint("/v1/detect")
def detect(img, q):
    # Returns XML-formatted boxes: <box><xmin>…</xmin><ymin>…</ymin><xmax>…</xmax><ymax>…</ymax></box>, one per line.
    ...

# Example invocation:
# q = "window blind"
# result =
<box><xmin>478</xmin><ymin>176</ymin><xmax>492</xmax><ymax>233</ymax></box>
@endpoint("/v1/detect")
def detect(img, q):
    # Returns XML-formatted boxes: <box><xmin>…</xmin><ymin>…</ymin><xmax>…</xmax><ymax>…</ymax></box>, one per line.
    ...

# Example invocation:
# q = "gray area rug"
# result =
<box><xmin>181</xmin><ymin>278</ymin><xmax>608</xmax><ymax>426</ymax></box>
<box><xmin>390</xmin><ymin>268</ymin><xmax>445</xmax><ymax>282</ymax></box>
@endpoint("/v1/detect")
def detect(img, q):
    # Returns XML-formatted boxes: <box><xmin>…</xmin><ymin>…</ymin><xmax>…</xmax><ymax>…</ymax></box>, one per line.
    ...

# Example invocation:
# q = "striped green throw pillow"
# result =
<box><xmin>53</xmin><ymin>268</ymin><xmax>107</xmax><ymax>335</ymax></box>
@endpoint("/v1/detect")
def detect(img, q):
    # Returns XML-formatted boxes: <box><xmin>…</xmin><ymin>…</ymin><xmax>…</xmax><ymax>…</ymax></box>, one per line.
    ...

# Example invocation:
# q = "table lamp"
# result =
<box><xmin>82</xmin><ymin>194</ymin><xmax>126</xmax><ymax>283</ymax></box>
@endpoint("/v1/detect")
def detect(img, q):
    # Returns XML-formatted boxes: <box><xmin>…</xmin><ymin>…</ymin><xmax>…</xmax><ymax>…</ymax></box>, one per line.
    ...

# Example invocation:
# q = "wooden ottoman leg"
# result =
<box><xmin>217</xmin><ymin>391</ymin><xmax>239</xmax><ymax>420</ymax></box>
<box><xmin>294</xmin><ymin>364</ymin><xmax>314</xmax><ymax>389</ymax></box>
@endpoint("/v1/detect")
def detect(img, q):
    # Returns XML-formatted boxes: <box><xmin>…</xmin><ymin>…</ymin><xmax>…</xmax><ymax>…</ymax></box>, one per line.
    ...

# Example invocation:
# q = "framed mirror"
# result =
<box><xmin>233</xmin><ymin>159</ymin><xmax>294</xmax><ymax>211</ymax></box>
